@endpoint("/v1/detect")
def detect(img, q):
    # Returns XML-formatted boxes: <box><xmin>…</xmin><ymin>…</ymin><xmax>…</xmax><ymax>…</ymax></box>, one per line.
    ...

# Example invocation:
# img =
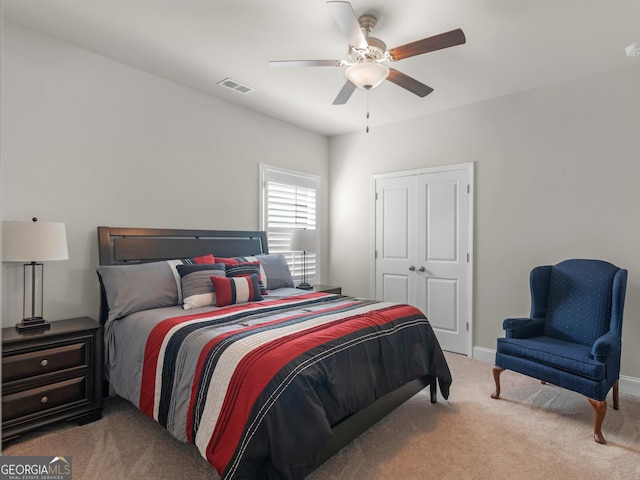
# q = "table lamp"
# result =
<box><xmin>2</xmin><ymin>218</ymin><xmax>69</xmax><ymax>331</ymax></box>
<box><xmin>290</xmin><ymin>228</ymin><xmax>315</xmax><ymax>290</ymax></box>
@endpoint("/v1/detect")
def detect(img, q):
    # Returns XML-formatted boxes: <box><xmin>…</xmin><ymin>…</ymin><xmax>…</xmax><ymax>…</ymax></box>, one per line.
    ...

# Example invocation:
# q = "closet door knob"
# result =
<box><xmin>418</xmin><ymin>266</ymin><xmax>426</xmax><ymax>272</ymax></box>
<box><xmin>408</xmin><ymin>265</ymin><xmax>416</xmax><ymax>271</ymax></box>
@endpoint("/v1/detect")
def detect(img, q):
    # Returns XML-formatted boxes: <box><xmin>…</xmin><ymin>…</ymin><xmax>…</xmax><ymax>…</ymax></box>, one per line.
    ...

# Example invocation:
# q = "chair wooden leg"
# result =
<box><xmin>588</xmin><ymin>398</ymin><xmax>608</xmax><ymax>444</ymax></box>
<box><xmin>491</xmin><ymin>367</ymin><xmax>504</xmax><ymax>399</ymax></box>
<box><xmin>613</xmin><ymin>380</ymin><xmax>619</xmax><ymax>410</ymax></box>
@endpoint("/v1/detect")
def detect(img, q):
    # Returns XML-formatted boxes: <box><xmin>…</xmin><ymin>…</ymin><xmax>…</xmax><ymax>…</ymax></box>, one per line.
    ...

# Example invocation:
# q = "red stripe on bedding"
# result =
<box><xmin>208</xmin><ymin>303</ymin><xmax>419</xmax><ymax>473</ymax></box>
<box><xmin>185</xmin><ymin>297</ymin><xmax>359</xmax><ymax>443</ymax></box>
<box><xmin>140</xmin><ymin>293</ymin><xmax>330</xmax><ymax>420</ymax></box>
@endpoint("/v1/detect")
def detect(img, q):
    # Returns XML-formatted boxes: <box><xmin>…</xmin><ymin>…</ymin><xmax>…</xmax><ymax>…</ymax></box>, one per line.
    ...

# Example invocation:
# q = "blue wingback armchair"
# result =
<box><xmin>491</xmin><ymin>259</ymin><xmax>628</xmax><ymax>444</ymax></box>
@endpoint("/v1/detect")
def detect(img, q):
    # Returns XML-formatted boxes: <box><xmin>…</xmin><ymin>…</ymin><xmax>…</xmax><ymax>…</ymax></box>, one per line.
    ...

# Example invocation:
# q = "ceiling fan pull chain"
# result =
<box><xmin>366</xmin><ymin>90</ymin><xmax>370</xmax><ymax>133</ymax></box>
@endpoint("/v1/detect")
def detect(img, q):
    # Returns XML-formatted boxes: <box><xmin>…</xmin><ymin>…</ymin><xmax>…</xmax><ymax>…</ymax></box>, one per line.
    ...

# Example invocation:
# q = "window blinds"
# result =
<box><xmin>261</xmin><ymin>167</ymin><xmax>319</xmax><ymax>284</ymax></box>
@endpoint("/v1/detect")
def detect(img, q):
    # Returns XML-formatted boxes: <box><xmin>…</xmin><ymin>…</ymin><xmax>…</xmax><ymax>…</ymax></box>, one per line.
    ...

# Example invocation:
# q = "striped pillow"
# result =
<box><xmin>211</xmin><ymin>274</ymin><xmax>263</xmax><ymax>307</ymax></box>
<box><xmin>167</xmin><ymin>253</ymin><xmax>217</xmax><ymax>303</ymax></box>
<box><xmin>223</xmin><ymin>255</ymin><xmax>293</xmax><ymax>291</ymax></box>
<box><xmin>177</xmin><ymin>263</ymin><xmax>226</xmax><ymax>309</ymax></box>
<box><xmin>225</xmin><ymin>261</ymin><xmax>267</xmax><ymax>294</ymax></box>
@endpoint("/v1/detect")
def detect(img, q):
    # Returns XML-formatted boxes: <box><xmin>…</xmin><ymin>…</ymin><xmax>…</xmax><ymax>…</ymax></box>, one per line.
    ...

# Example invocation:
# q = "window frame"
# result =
<box><xmin>259</xmin><ymin>164</ymin><xmax>321</xmax><ymax>285</ymax></box>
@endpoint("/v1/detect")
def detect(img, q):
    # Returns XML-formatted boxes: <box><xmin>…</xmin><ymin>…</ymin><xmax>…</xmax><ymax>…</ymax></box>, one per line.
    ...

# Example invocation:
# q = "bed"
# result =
<box><xmin>97</xmin><ymin>226</ymin><xmax>452</xmax><ymax>479</ymax></box>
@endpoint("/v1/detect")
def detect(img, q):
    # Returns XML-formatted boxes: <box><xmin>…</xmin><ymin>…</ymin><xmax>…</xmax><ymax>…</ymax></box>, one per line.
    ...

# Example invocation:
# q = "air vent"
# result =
<box><xmin>217</xmin><ymin>78</ymin><xmax>254</xmax><ymax>94</ymax></box>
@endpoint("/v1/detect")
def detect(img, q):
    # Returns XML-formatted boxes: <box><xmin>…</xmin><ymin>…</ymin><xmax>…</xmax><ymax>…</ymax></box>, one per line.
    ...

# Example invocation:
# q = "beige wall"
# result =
<box><xmin>328</xmin><ymin>63</ymin><xmax>640</xmax><ymax>383</ymax></box>
<box><xmin>1</xmin><ymin>23</ymin><xmax>329</xmax><ymax>324</ymax></box>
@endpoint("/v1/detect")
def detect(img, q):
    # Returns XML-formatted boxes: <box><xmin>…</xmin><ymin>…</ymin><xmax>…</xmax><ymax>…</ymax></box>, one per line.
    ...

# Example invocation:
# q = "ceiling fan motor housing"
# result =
<box><xmin>351</xmin><ymin>14</ymin><xmax>387</xmax><ymax>62</ymax></box>
<box><xmin>358</xmin><ymin>14</ymin><xmax>378</xmax><ymax>32</ymax></box>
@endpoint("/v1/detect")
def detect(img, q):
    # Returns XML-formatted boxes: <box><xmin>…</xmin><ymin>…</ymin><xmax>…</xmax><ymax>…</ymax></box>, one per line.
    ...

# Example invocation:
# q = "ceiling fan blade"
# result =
<box><xmin>388</xmin><ymin>28</ymin><xmax>466</xmax><ymax>61</ymax></box>
<box><xmin>326</xmin><ymin>1</ymin><xmax>368</xmax><ymax>49</ymax></box>
<box><xmin>268</xmin><ymin>60</ymin><xmax>343</xmax><ymax>68</ymax></box>
<box><xmin>386</xmin><ymin>68</ymin><xmax>434</xmax><ymax>97</ymax></box>
<box><xmin>333</xmin><ymin>80</ymin><xmax>357</xmax><ymax>105</ymax></box>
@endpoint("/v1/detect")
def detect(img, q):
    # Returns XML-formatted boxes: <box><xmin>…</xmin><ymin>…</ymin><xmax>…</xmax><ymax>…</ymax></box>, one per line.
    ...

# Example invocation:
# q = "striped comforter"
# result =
<box><xmin>137</xmin><ymin>292</ymin><xmax>451</xmax><ymax>479</ymax></box>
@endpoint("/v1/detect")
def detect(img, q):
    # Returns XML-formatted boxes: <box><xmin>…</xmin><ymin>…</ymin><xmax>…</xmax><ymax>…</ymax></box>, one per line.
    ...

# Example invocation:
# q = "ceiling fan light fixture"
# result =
<box><xmin>345</xmin><ymin>62</ymin><xmax>389</xmax><ymax>90</ymax></box>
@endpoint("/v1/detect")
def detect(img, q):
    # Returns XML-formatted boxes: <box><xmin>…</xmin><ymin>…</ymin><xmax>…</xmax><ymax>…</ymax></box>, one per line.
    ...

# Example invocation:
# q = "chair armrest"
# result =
<box><xmin>503</xmin><ymin>317</ymin><xmax>545</xmax><ymax>338</ymax></box>
<box><xmin>591</xmin><ymin>331</ymin><xmax>621</xmax><ymax>362</ymax></box>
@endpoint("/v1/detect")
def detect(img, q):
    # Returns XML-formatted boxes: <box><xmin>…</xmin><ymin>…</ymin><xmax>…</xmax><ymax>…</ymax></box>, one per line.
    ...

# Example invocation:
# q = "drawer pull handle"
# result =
<box><xmin>40</xmin><ymin>396</ymin><xmax>49</xmax><ymax>404</ymax></box>
<box><xmin>40</xmin><ymin>359</ymin><xmax>49</xmax><ymax>367</ymax></box>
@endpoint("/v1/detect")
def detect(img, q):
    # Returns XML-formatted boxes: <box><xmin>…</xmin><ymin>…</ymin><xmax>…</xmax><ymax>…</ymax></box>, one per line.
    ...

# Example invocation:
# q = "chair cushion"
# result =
<box><xmin>544</xmin><ymin>260</ymin><xmax>618</xmax><ymax>346</ymax></box>
<box><xmin>497</xmin><ymin>336</ymin><xmax>606</xmax><ymax>381</ymax></box>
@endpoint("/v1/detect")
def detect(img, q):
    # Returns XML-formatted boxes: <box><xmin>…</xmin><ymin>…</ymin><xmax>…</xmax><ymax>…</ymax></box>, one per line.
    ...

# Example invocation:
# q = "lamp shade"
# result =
<box><xmin>345</xmin><ymin>62</ymin><xmax>389</xmax><ymax>90</ymax></box>
<box><xmin>290</xmin><ymin>229</ymin><xmax>315</xmax><ymax>253</ymax></box>
<box><xmin>3</xmin><ymin>220</ymin><xmax>69</xmax><ymax>262</ymax></box>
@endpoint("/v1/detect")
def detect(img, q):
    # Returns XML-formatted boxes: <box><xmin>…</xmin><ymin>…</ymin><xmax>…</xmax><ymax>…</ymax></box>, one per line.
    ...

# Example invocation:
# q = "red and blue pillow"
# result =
<box><xmin>211</xmin><ymin>274</ymin><xmax>263</xmax><ymax>307</ymax></box>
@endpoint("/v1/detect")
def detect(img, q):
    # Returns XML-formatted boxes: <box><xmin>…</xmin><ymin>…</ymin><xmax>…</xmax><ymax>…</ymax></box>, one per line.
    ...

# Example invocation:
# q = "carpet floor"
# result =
<box><xmin>3</xmin><ymin>352</ymin><xmax>639</xmax><ymax>479</ymax></box>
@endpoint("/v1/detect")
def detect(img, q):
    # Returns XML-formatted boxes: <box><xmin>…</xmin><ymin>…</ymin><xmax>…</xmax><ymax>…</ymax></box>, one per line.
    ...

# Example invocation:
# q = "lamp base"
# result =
<box><xmin>297</xmin><ymin>283</ymin><xmax>313</xmax><ymax>290</ymax></box>
<box><xmin>16</xmin><ymin>317</ymin><xmax>51</xmax><ymax>332</ymax></box>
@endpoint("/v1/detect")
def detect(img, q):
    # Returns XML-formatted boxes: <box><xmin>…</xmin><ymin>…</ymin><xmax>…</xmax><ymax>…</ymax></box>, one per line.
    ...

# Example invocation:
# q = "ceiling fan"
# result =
<box><xmin>268</xmin><ymin>1</ymin><xmax>466</xmax><ymax>105</ymax></box>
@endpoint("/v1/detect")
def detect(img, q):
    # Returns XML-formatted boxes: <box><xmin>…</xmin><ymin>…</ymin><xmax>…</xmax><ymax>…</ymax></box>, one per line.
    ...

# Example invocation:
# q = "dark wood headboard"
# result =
<box><xmin>97</xmin><ymin>226</ymin><xmax>269</xmax><ymax>323</ymax></box>
<box><xmin>97</xmin><ymin>226</ymin><xmax>268</xmax><ymax>266</ymax></box>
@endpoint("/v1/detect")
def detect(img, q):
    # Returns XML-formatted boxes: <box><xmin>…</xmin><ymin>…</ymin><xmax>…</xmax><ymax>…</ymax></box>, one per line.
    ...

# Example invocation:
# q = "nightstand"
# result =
<box><xmin>2</xmin><ymin>316</ymin><xmax>103</xmax><ymax>445</ymax></box>
<box><xmin>311</xmin><ymin>284</ymin><xmax>342</xmax><ymax>294</ymax></box>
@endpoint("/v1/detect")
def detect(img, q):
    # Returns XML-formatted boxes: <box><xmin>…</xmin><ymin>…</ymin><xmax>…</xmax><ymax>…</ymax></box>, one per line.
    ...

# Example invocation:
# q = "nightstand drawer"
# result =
<box><xmin>2</xmin><ymin>340</ymin><xmax>88</xmax><ymax>383</ymax></box>
<box><xmin>2</xmin><ymin>376</ymin><xmax>88</xmax><ymax>422</ymax></box>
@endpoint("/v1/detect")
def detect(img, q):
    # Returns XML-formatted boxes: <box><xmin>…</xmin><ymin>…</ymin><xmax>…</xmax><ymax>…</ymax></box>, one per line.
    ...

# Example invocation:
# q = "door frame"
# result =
<box><xmin>371</xmin><ymin>162</ymin><xmax>475</xmax><ymax>356</ymax></box>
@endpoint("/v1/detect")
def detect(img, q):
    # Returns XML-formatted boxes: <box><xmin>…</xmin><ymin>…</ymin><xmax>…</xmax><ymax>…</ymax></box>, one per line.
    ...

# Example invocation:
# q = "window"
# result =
<box><xmin>259</xmin><ymin>164</ymin><xmax>320</xmax><ymax>285</ymax></box>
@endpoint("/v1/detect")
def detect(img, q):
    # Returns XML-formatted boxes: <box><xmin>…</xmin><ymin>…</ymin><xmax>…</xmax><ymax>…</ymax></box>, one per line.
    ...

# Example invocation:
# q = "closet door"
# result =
<box><xmin>374</xmin><ymin>164</ymin><xmax>473</xmax><ymax>355</ymax></box>
<box><xmin>374</xmin><ymin>175</ymin><xmax>418</xmax><ymax>305</ymax></box>
<box><xmin>416</xmin><ymin>168</ymin><xmax>470</xmax><ymax>355</ymax></box>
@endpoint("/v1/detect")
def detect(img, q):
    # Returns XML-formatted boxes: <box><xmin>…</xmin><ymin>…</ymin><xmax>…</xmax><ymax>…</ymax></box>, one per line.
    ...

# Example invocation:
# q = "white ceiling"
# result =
<box><xmin>4</xmin><ymin>0</ymin><xmax>640</xmax><ymax>136</ymax></box>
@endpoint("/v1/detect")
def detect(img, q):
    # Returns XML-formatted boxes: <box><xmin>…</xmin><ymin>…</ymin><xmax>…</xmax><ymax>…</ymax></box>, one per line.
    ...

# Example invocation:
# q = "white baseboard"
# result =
<box><xmin>471</xmin><ymin>346</ymin><xmax>496</xmax><ymax>365</ymax></box>
<box><xmin>471</xmin><ymin>346</ymin><xmax>640</xmax><ymax>397</ymax></box>
<box><xmin>619</xmin><ymin>375</ymin><xmax>640</xmax><ymax>397</ymax></box>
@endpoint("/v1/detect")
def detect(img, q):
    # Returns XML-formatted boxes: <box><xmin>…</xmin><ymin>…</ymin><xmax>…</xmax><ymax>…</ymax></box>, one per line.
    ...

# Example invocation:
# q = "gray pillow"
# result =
<box><xmin>97</xmin><ymin>261</ymin><xmax>181</xmax><ymax>322</ymax></box>
<box><xmin>256</xmin><ymin>254</ymin><xmax>295</xmax><ymax>290</ymax></box>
